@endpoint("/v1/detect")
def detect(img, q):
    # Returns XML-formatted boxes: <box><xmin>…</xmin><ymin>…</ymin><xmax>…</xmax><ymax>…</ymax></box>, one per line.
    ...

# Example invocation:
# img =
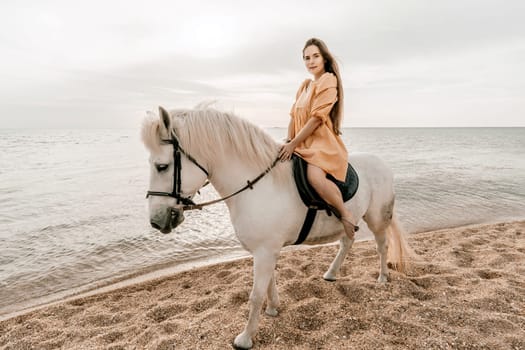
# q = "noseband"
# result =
<box><xmin>146</xmin><ymin>133</ymin><xmax>280</xmax><ymax>211</ymax></box>
<box><xmin>146</xmin><ymin>135</ymin><xmax>209</xmax><ymax>207</ymax></box>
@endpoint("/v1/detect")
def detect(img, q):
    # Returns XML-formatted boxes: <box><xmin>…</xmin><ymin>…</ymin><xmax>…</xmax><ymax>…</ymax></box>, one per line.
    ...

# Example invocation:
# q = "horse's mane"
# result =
<box><xmin>142</xmin><ymin>107</ymin><xmax>287</xmax><ymax>181</ymax></box>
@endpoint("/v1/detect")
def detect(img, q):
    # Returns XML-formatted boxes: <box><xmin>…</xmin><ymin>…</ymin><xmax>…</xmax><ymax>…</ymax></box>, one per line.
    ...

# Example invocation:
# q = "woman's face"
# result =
<box><xmin>303</xmin><ymin>45</ymin><xmax>326</xmax><ymax>79</ymax></box>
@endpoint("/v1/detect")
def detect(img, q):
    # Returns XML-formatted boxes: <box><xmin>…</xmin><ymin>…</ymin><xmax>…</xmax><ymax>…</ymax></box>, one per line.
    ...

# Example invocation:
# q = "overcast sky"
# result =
<box><xmin>1</xmin><ymin>0</ymin><xmax>524</xmax><ymax>128</ymax></box>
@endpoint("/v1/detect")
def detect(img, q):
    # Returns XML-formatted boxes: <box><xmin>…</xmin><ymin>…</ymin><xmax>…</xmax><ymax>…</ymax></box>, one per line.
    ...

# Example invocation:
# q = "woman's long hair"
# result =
<box><xmin>303</xmin><ymin>38</ymin><xmax>344</xmax><ymax>134</ymax></box>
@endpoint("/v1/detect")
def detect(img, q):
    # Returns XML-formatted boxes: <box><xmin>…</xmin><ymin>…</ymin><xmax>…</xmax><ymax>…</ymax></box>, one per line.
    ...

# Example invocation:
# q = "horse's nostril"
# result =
<box><xmin>150</xmin><ymin>221</ymin><xmax>161</xmax><ymax>230</ymax></box>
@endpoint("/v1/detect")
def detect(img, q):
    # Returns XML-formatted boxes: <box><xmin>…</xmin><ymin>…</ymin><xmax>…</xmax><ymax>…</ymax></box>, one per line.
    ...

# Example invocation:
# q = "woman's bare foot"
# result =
<box><xmin>341</xmin><ymin>217</ymin><xmax>359</xmax><ymax>239</ymax></box>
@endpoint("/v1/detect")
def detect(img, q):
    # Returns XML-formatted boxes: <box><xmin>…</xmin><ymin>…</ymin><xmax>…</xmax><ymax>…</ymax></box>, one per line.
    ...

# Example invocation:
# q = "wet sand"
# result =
<box><xmin>1</xmin><ymin>221</ymin><xmax>524</xmax><ymax>349</ymax></box>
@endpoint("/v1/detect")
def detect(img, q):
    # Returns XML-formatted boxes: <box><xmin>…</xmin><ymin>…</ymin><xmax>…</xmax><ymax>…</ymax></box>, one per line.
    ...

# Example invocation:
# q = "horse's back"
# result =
<box><xmin>348</xmin><ymin>152</ymin><xmax>395</xmax><ymax>202</ymax></box>
<box><xmin>349</xmin><ymin>153</ymin><xmax>394</xmax><ymax>183</ymax></box>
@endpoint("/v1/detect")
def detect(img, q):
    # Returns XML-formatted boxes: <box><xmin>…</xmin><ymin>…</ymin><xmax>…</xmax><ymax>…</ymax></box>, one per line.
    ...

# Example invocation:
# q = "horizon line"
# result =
<box><xmin>1</xmin><ymin>125</ymin><xmax>524</xmax><ymax>131</ymax></box>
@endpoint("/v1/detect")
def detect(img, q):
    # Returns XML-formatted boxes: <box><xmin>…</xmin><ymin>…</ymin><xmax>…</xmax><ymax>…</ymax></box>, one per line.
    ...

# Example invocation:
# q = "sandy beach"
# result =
<box><xmin>1</xmin><ymin>221</ymin><xmax>524</xmax><ymax>349</ymax></box>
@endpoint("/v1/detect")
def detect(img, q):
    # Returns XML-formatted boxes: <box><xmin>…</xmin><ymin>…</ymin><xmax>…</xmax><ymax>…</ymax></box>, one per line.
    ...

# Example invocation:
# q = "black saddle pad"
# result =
<box><xmin>292</xmin><ymin>154</ymin><xmax>359</xmax><ymax>211</ymax></box>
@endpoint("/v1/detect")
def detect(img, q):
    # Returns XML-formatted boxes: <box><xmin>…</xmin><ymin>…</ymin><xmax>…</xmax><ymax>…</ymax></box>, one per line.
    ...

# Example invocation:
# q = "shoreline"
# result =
<box><xmin>1</xmin><ymin>220</ymin><xmax>524</xmax><ymax>349</ymax></box>
<box><xmin>1</xmin><ymin>218</ymin><xmax>522</xmax><ymax>322</ymax></box>
<box><xmin>0</xmin><ymin>250</ymin><xmax>249</xmax><ymax>322</ymax></box>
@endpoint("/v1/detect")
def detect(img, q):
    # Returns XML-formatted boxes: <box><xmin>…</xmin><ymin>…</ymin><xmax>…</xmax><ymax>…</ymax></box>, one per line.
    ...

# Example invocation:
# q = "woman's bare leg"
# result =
<box><xmin>307</xmin><ymin>165</ymin><xmax>358</xmax><ymax>239</ymax></box>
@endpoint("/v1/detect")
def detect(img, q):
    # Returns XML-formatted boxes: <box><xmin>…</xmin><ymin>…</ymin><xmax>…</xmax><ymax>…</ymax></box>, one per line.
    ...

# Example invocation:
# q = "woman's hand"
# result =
<box><xmin>279</xmin><ymin>140</ymin><xmax>297</xmax><ymax>161</ymax></box>
<box><xmin>279</xmin><ymin>117</ymin><xmax>321</xmax><ymax>161</ymax></box>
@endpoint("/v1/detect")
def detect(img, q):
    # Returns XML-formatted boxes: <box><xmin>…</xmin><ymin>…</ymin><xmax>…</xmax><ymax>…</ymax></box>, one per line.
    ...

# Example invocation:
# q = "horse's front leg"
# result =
<box><xmin>323</xmin><ymin>235</ymin><xmax>354</xmax><ymax>281</ymax></box>
<box><xmin>265</xmin><ymin>271</ymin><xmax>279</xmax><ymax>316</ymax></box>
<box><xmin>233</xmin><ymin>249</ymin><xmax>278</xmax><ymax>349</ymax></box>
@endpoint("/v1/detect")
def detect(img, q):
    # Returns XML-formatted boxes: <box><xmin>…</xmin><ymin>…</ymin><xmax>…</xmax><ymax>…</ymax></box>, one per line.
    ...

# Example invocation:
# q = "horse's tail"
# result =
<box><xmin>386</xmin><ymin>209</ymin><xmax>415</xmax><ymax>273</ymax></box>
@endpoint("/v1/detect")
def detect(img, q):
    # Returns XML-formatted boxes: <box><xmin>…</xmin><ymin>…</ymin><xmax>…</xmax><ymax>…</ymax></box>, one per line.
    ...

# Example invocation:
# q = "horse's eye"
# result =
<box><xmin>156</xmin><ymin>164</ymin><xmax>169</xmax><ymax>172</ymax></box>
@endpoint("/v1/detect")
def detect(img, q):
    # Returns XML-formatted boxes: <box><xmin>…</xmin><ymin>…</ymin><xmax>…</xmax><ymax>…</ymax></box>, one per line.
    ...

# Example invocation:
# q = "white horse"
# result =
<box><xmin>142</xmin><ymin>106</ymin><xmax>412</xmax><ymax>349</ymax></box>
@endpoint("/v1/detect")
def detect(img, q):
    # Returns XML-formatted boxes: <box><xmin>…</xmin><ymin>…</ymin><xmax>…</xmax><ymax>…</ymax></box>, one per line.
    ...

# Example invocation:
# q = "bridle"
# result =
<box><xmin>146</xmin><ymin>135</ymin><xmax>209</xmax><ymax>208</ymax></box>
<box><xmin>146</xmin><ymin>133</ymin><xmax>279</xmax><ymax>211</ymax></box>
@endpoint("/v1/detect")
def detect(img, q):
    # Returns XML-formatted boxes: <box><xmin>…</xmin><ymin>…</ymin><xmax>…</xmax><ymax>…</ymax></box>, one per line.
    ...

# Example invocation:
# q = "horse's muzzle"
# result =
<box><xmin>150</xmin><ymin>207</ymin><xmax>184</xmax><ymax>233</ymax></box>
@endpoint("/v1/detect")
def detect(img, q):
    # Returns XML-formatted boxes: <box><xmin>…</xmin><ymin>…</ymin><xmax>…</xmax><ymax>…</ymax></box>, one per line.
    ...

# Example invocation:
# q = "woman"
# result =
<box><xmin>279</xmin><ymin>37</ymin><xmax>358</xmax><ymax>239</ymax></box>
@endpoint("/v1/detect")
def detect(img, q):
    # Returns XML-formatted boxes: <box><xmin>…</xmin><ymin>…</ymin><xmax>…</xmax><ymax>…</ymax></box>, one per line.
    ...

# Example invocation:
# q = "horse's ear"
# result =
<box><xmin>158</xmin><ymin>106</ymin><xmax>171</xmax><ymax>133</ymax></box>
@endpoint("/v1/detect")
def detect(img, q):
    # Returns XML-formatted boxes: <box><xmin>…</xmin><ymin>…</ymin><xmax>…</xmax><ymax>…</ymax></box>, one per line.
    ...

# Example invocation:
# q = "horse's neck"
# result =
<box><xmin>207</xmin><ymin>155</ymin><xmax>285</xmax><ymax>199</ymax></box>
<box><xmin>208</xmin><ymin>157</ymin><xmax>257</xmax><ymax>197</ymax></box>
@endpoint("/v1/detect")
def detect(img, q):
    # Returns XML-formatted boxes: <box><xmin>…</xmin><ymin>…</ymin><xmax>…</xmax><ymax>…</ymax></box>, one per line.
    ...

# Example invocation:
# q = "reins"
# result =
<box><xmin>182</xmin><ymin>157</ymin><xmax>280</xmax><ymax>211</ymax></box>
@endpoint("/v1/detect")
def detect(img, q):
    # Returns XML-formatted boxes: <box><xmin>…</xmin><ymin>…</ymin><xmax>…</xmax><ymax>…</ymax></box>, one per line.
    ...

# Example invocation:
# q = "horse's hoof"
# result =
<box><xmin>232</xmin><ymin>342</ymin><xmax>251</xmax><ymax>350</ymax></box>
<box><xmin>265</xmin><ymin>307</ymin><xmax>278</xmax><ymax>317</ymax></box>
<box><xmin>233</xmin><ymin>333</ymin><xmax>252</xmax><ymax>350</ymax></box>
<box><xmin>377</xmin><ymin>274</ymin><xmax>388</xmax><ymax>284</ymax></box>
<box><xmin>323</xmin><ymin>272</ymin><xmax>336</xmax><ymax>282</ymax></box>
<box><xmin>232</xmin><ymin>343</ymin><xmax>251</xmax><ymax>350</ymax></box>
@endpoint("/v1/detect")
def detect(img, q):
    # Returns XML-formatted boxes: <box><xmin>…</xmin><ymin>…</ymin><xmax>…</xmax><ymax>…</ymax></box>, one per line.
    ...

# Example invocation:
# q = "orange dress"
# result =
<box><xmin>290</xmin><ymin>72</ymin><xmax>348</xmax><ymax>181</ymax></box>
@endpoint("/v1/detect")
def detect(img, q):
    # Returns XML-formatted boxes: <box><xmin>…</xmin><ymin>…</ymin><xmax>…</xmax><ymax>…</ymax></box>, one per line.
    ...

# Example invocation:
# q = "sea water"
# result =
<box><xmin>0</xmin><ymin>127</ymin><xmax>523</xmax><ymax>317</ymax></box>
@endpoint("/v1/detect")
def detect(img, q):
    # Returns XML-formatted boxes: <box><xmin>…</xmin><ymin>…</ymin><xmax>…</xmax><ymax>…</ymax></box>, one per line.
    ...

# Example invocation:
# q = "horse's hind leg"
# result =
<box><xmin>323</xmin><ymin>235</ymin><xmax>354</xmax><ymax>281</ymax></box>
<box><xmin>373</xmin><ymin>229</ymin><xmax>389</xmax><ymax>283</ymax></box>
<box><xmin>366</xmin><ymin>200</ymin><xmax>394</xmax><ymax>283</ymax></box>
